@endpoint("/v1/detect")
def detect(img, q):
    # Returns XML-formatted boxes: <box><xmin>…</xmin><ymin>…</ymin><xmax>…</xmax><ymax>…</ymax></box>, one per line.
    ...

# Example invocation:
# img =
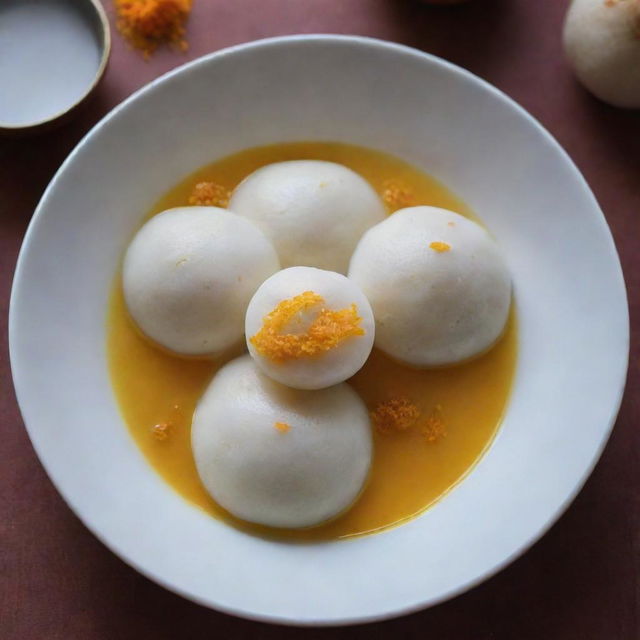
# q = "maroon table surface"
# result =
<box><xmin>1</xmin><ymin>1</ymin><xmax>638</xmax><ymax>638</ymax></box>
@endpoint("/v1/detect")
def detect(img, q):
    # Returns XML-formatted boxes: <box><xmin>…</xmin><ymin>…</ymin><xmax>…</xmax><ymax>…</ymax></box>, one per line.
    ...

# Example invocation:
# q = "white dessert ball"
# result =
<box><xmin>245</xmin><ymin>266</ymin><xmax>375</xmax><ymax>390</ymax></box>
<box><xmin>228</xmin><ymin>160</ymin><xmax>386</xmax><ymax>273</ymax></box>
<box><xmin>564</xmin><ymin>0</ymin><xmax>640</xmax><ymax>108</ymax></box>
<box><xmin>192</xmin><ymin>355</ymin><xmax>372</xmax><ymax>528</ymax></box>
<box><xmin>123</xmin><ymin>207</ymin><xmax>279</xmax><ymax>356</ymax></box>
<box><xmin>348</xmin><ymin>206</ymin><xmax>511</xmax><ymax>367</ymax></box>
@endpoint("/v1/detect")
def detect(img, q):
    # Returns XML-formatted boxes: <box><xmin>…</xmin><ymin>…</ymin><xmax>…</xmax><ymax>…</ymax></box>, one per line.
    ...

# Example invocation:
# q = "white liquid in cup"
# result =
<box><xmin>0</xmin><ymin>0</ymin><xmax>104</xmax><ymax>127</ymax></box>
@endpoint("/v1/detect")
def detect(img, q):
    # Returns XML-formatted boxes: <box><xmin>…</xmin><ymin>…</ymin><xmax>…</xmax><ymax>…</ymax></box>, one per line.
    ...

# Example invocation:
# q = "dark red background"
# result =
<box><xmin>1</xmin><ymin>1</ymin><xmax>638</xmax><ymax>638</ymax></box>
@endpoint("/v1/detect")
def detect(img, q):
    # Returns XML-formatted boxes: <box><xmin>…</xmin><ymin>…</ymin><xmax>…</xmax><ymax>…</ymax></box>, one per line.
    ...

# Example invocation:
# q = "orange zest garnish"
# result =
<box><xmin>370</xmin><ymin>397</ymin><xmax>447</xmax><ymax>443</ymax></box>
<box><xmin>250</xmin><ymin>291</ymin><xmax>364</xmax><ymax>363</ymax></box>
<box><xmin>429</xmin><ymin>241</ymin><xmax>451</xmax><ymax>253</ymax></box>
<box><xmin>421</xmin><ymin>405</ymin><xmax>447</xmax><ymax>443</ymax></box>
<box><xmin>382</xmin><ymin>179</ymin><xmax>415</xmax><ymax>211</ymax></box>
<box><xmin>371</xmin><ymin>397</ymin><xmax>421</xmax><ymax>435</ymax></box>
<box><xmin>274</xmin><ymin>421</ymin><xmax>291</xmax><ymax>433</ymax></box>
<box><xmin>188</xmin><ymin>181</ymin><xmax>231</xmax><ymax>207</ymax></box>
<box><xmin>115</xmin><ymin>0</ymin><xmax>192</xmax><ymax>59</ymax></box>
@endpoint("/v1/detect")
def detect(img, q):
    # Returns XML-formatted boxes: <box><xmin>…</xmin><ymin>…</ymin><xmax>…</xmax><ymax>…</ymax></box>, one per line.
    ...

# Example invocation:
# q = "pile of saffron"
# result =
<box><xmin>114</xmin><ymin>0</ymin><xmax>193</xmax><ymax>59</ymax></box>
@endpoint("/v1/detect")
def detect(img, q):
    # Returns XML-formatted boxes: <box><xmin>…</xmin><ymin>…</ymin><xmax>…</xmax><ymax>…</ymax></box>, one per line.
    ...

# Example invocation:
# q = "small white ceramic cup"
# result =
<box><xmin>0</xmin><ymin>0</ymin><xmax>110</xmax><ymax>135</ymax></box>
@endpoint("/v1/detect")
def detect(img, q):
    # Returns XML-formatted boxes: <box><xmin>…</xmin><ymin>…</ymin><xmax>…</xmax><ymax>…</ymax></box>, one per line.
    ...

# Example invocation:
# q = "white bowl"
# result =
<box><xmin>9</xmin><ymin>35</ymin><xmax>629</xmax><ymax>625</ymax></box>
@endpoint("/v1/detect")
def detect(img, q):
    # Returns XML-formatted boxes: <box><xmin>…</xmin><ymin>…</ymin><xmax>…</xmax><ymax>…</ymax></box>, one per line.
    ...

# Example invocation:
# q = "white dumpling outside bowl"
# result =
<box><xmin>564</xmin><ymin>0</ymin><xmax>640</xmax><ymax>108</ymax></box>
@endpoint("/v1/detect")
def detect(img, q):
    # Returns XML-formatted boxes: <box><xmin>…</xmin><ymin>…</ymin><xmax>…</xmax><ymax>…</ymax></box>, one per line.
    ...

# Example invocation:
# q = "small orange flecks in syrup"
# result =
<box><xmin>188</xmin><ymin>181</ymin><xmax>231</xmax><ymax>207</ymax></box>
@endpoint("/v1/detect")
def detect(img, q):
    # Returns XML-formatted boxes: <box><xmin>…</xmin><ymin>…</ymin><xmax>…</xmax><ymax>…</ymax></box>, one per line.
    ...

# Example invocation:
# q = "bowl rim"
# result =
<box><xmin>0</xmin><ymin>0</ymin><xmax>112</xmax><ymax>133</ymax></box>
<box><xmin>9</xmin><ymin>34</ymin><xmax>630</xmax><ymax>626</ymax></box>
